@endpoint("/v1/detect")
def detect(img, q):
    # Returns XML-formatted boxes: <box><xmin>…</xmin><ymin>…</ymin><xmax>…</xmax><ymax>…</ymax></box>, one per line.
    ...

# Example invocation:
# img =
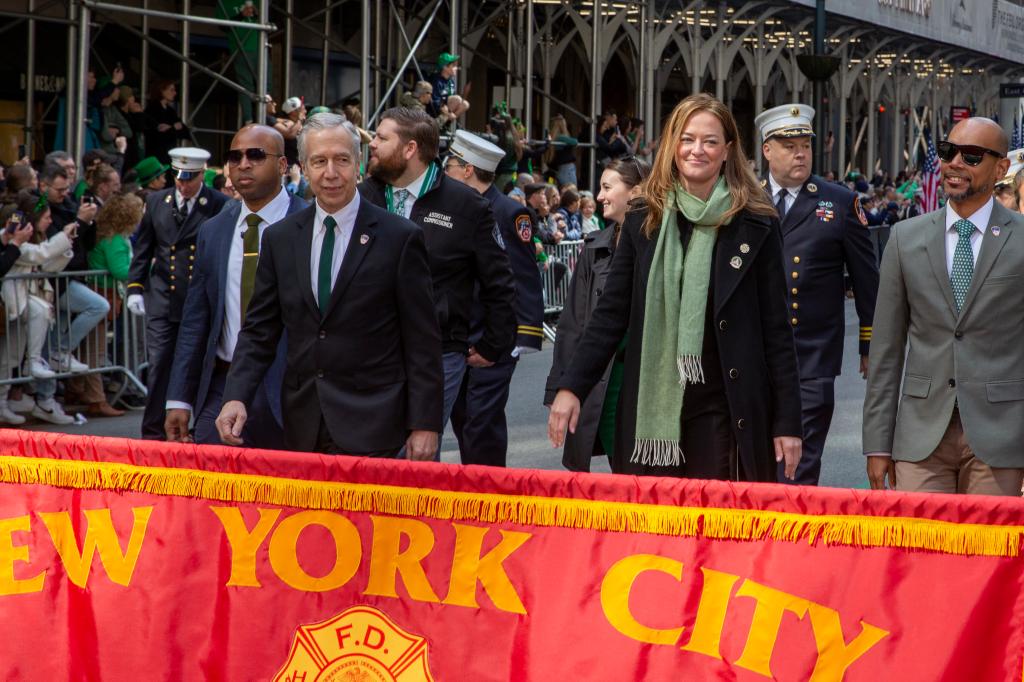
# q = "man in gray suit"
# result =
<box><xmin>863</xmin><ymin>117</ymin><xmax>1024</xmax><ymax>495</ymax></box>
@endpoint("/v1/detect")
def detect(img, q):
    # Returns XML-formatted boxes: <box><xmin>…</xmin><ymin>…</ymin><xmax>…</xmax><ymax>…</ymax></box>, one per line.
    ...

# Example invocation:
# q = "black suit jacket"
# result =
<box><xmin>222</xmin><ymin>198</ymin><xmax>444</xmax><ymax>454</ymax></box>
<box><xmin>559</xmin><ymin>208</ymin><xmax>802</xmax><ymax>482</ymax></box>
<box><xmin>127</xmin><ymin>185</ymin><xmax>228</xmax><ymax>322</ymax></box>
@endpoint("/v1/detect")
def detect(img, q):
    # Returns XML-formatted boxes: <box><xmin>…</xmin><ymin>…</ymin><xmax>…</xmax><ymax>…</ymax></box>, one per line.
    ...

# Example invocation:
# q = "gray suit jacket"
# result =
<box><xmin>863</xmin><ymin>201</ymin><xmax>1024</xmax><ymax>467</ymax></box>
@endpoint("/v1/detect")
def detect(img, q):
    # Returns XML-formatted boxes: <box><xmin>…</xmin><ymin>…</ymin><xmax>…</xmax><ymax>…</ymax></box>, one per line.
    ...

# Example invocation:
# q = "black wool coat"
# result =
<box><xmin>559</xmin><ymin>206</ymin><xmax>803</xmax><ymax>482</ymax></box>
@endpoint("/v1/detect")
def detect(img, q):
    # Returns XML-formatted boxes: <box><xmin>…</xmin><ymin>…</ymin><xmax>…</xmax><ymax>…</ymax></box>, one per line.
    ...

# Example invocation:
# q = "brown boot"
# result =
<box><xmin>87</xmin><ymin>401</ymin><xmax>126</xmax><ymax>418</ymax></box>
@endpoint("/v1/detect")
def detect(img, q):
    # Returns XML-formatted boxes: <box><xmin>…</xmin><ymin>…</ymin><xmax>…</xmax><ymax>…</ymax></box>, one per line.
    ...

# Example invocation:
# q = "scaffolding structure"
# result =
<box><xmin>5</xmin><ymin>0</ymin><xmax>1024</xmax><ymax>179</ymax></box>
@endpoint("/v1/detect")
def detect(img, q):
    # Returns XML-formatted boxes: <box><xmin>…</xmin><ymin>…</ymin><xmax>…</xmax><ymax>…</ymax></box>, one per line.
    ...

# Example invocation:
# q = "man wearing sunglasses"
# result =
<box><xmin>755</xmin><ymin>103</ymin><xmax>880</xmax><ymax>487</ymax></box>
<box><xmin>126</xmin><ymin>146</ymin><xmax>228</xmax><ymax>439</ymax></box>
<box><xmin>165</xmin><ymin>125</ymin><xmax>307</xmax><ymax>448</ymax></box>
<box><xmin>864</xmin><ymin>117</ymin><xmax>1024</xmax><ymax>496</ymax></box>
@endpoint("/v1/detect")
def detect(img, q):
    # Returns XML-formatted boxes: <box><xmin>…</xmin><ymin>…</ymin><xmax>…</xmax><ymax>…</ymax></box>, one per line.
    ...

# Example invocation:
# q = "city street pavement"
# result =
<box><xmin>17</xmin><ymin>300</ymin><xmax>870</xmax><ymax>489</ymax></box>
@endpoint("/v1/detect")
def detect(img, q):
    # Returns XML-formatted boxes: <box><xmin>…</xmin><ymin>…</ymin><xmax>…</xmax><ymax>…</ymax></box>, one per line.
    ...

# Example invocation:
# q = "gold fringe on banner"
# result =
<box><xmin>0</xmin><ymin>455</ymin><xmax>1020</xmax><ymax>558</ymax></box>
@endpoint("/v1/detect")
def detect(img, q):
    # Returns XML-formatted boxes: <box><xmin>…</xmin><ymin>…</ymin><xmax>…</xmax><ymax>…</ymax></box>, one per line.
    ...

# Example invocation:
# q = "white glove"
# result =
<box><xmin>126</xmin><ymin>294</ymin><xmax>146</xmax><ymax>317</ymax></box>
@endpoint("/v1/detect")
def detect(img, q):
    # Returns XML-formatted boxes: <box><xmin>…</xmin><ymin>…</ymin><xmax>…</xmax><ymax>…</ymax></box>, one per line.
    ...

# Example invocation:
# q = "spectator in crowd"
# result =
<box><xmin>545</xmin><ymin>156</ymin><xmax>649</xmax><ymax>471</ymax></box>
<box><xmin>144</xmin><ymin>80</ymin><xmax>188</xmax><ymax>165</ymax></box>
<box><xmin>113</xmin><ymin>86</ymin><xmax>146</xmax><ymax>170</ymax></box>
<box><xmin>215</xmin><ymin>0</ymin><xmax>266</xmax><ymax>124</ymax></box>
<box><xmin>361</xmin><ymin>106</ymin><xmax>516</xmax><ymax>458</ymax></box>
<box><xmin>401</xmin><ymin>80</ymin><xmax>451</xmax><ymax>129</ymax></box>
<box><xmin>596</xmin><ymin>109</ymin><xmax>630</xmax><ymax>168</ymax></box>
<box><xmin>545</xmin><ymin>114</ymin><xmax>579</xmax><ymax>187</ymax></box>
<box><xmin>580</xmin><ymin>194</ymin><xmax>601</xmax><ymax>234</ymax></box>
<box><xmin>0</xmin><ymin>200</ymin><xmax>35</xmax><ymax>280</ymax></box>
<box><xmin>428</xmin><ymin>53</ymin><xmax>470</xmax><ymax>124</ymax></box>
<box><xmin>549</xmin><ymin>93</ymin><xmax>803</xmax><ymax>482</ymax></box>
<box><xmin>556</xmin><ymin>187</ymin><xmax>583</xmax><ymax>240</ymax></box>
<box><xmin>73</xmin><ymin>149</ymin><xmax>115</xmax><ymax>200</ymax></box>
<box><xmin>526</xmin><ymin>183</ymin><xmax>566</xmax><ymax>244</ymax></box>
<box><xmin>82</xmin><ymin>163</ymin><xmax>121</xmax><ymax>208</ymax></box>
<box><xmin>284</xmin><ymin>163</ymin><xmax>308</xmax><ymax>198</ymax></box>
<box><xmin>490</xmin><ymin>110</ymin><xmax>522</xmax><ymax>192</ymax></box>
<box><xmin>166</xmin><ymin>124</ymin><xmax>306</xmax><ymax>448</ymax></box>
<box><xmin>39</xmin><ymin>163</ymin><xmax>106</xmax><ymax>374</ymax></box>
<box><xmin>217</xmin><ymin>113</ymin><xmax>443</xmax><ymax>458</ymax></box>
<box><xmin>127</xmin><ymin>156</ymin><xmax>170</xmax><ymax>198</ymax></box>
<box><xmin>4</xmin><ymin>165</ymin><xmax>37</xmax><ymax>195</ymax></box>
<box><xmin>102</xmin><ymin>85</ymin><xmax>136</xmax><ymax>169</ymax></box>
<box><xmin>274</xmin><ymin>96</ymin><xmax>305</xmax><ymax>166</ymax></box>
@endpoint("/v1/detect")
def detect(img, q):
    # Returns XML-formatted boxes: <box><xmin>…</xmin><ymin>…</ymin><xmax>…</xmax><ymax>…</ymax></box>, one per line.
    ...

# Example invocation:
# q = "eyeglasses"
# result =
<box><xmin>225</xmin><ymin>147</ymin><xmax>283</xmax><ymax>165</ymax></box>
<box><xmin>936</xmin><ymin>141</ymin><xmax>1004</xmax><ymax>167</ymax></box>
<box><xmin>443</xmin><ymin>155</ymin><xmax>467</xmax><ymax>172</ymax></box>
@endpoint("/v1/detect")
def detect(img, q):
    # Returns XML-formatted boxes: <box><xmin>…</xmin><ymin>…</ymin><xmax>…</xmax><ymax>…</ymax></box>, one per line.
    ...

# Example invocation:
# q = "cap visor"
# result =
<box><xmin>175</xmin><ymin>170</ymin><xmax>200</xmax><ymax>180</ymax></box>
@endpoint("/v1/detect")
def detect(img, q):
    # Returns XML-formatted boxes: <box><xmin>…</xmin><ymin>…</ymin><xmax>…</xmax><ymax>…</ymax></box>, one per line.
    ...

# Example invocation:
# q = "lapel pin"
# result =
<box><xmin>740</xmin><ymin>243</ymin><xmax>750</xmax><ymax>254</ymax></box>
<box><xmin>199</xmin><ymin>196</ymin><xmax>207</xmax><ymax>206</ymax></box>
<box><xmin>730</xmin><ymin>256</ymin><xmax>742</xmax><ymax>269</ymax></box>
<box><xmin>992</xmin><ymin>225</ymin><xmax>1001</xmax><ymax>237</ymax></box>
<box><xmin>807</xmin><ymin>182</ymin><xmax>818</xmax><ymax>193</ymax></box>
<box><xmin>360</xmin><ymin>234</ymin><xmax>370</xmax><ymax>245</ymax></box>
<box><xmin>164</xmin><ymin>195</ymin><xmax>172</xmax><ymax>204</ymax></box>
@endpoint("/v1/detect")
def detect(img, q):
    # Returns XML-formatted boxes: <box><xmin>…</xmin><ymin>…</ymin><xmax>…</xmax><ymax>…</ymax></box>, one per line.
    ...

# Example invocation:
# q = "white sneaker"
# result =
<box><xmin>7</xmin><ymin>395</ymin><xmax>35</xmax><ymax>413</ymax></box>
<box><xmin>0</xmin><ymin>403</ymin><xmax>26</xmax><ymax>425</ymax></box>
<box><xmin>31</xmin><ymin>400</ymin><xmax>74</xmax><ymax>425</ymax></box>
<box><xmin>52</xmin><ymin>352</ymin><xmax>89</xmax><ymax>373</ymax></box>
<box><xmin>28</xmin><ymin>358</ymin><xmax>56</xmax><ymax>379</ymax></box>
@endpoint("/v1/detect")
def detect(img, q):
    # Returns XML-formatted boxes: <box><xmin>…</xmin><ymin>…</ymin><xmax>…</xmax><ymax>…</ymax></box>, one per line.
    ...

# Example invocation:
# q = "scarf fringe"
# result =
<box><xmin>676</xmin><ymin>354</ymin><xmax>705</xmax><ymax>385</ymax></box>
<box><xmin>630</xmin><ymin>439</ymin><xmax>685</xmax><ymax>466</ymax></box>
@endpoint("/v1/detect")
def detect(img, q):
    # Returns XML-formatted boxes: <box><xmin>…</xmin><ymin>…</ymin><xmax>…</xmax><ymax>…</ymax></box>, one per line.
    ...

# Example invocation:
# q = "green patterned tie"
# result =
<box><xmin>240</xmin><ymin>213</ymin><xmax>262</xmax><ymax>324</ymax></box>
<box><xmin>950</xmin><ymin>218</ymin><xmax>975</xmax><ymax>311</ymax></box>
<box><xmin>392</xmin><ymin>188</ymin><xmax>409</xmax><ymax>216</ymax></box>
<box><xmin>317</xmin><ymin>215</ymin><xmax>337</xmax><ymax>314</ymax></box>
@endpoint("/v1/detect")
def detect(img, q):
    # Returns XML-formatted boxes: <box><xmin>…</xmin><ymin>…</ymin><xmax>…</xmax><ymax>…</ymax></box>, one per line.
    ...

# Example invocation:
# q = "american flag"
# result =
<box><xmin>1014</xmin><ymin>115</ymin><xmax>1021</xmax><ymax>151</ymax></box>
<box><xmin>921</xmin><ymin>129</ymin><xmax>941</xmax><ymax>213</ymax></box>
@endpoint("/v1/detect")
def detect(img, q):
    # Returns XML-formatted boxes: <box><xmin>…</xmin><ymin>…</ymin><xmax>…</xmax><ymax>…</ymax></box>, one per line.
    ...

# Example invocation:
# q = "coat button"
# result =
<box><xmin>171</xmin><ymin>245</ymin><xmax>176</xmax><ymax>252</ymax></box>
<box><xmin>791</xmin><ymin>288</ymin><xmax>798</xmax><ymax>295</ymax></box>
<box><xmin>719</xmin><ymin>319</ymin><xmax>728</xmax><ymax>331</ymax></box>
<box><xmin>317</xmin><ymin>370</ymin><xmax>324</xmax><ymax>379</ymax></box>
<box><xmin>791</xmin><ymin>271</ymin><xmax>799</xmax><ymax>279</ymax></box>
<box><xmin>170</xmin><ymin>265</ymin><xmax>175</xmax><ymax>271</ymax></box>
<box><xmin>791</xmin><ymin>302</ymin><xmax>799</xmax><ymax>310</ymax></box>
<box><xmin>736</xmin><ymin>418</ymin><xmax>746</xmax><ymax>430</ymax></box>
<box><xmin>190</xmin><ymin>245</ymin><xmax>196</xmax><ymax>251</ymax></box>
<box><xmin>793</xmin><ymin>256</ymin><xmax>801</xmax><ymax>264</ymax></box>
<box><xmin>170</xmin><ymin>285</ymin><xmax>175</xmax><ymax>291</ymax></box>
<box><xmin>319</xmin><ymin>330</ymin><xmax>326</xmax><ymax>339</ymax></box>
<box><xmin>729</xmin><ymin>368</ymin><xmax>739</xmax><ymax>379</ymax></box>
<box><xmin>954</xmin><ymin>331</ymin><xmax>963</xmax><ymax>339</ymax></box>
<box><xmin>948</xmin><ymin>379</ymin><xmax>956</xmax><ymax>388</ymax></box>
<box><xmin>791</xmin><ymin>317</ymin><xmax>798</xmax><ymax>326</ymax></box>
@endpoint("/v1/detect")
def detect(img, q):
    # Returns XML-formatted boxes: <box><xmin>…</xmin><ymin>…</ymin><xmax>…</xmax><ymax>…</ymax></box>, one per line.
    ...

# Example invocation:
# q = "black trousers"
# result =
<box><xmin>194</xmin><ymin>362</ymin><xmax>285</xmax><ymax>450</ymax></box>
<box><xmin>777</xmin><ymin>377</ymin><xmax>834</xmax><ymax>485</ymax></box>
<box><xmin>141</xmin><ymin>316</ymin><xmax>177</xmax><ymax>440</ymax></box>
<box><xmin>450</xmin><ymin>356</ymin><xmax>518</xmax><ymax>467</ymax></box>
<box><xmin>315</xmin><ymin>419</ymin><xmax>401</xmax><ymax>458</ymax></box>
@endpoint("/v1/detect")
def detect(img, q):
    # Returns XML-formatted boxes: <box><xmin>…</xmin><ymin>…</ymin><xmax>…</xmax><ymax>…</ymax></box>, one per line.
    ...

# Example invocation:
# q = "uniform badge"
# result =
<box><xmin>199</xmin><ymin>196</ymin><xmax>208</xmax><ymax>206</ymax></box>
<box><xmin>730</xmin><ymin>256</ymin><xmax>742</xmax><ymax>269</ymax></box>
<box><xmin>164</xmin><ymin>195</ymin><xmax>172</xmax><ymax>204</ymax></box>
<box><xmin>807</xmin><ymin>182</ymin><xmax>818</xmax><ymax>193</ymax></box>
<box><xmin>740</xmin><ymin>243</ymin><xmax>750</xmax><ymax>254</ymax></box>
<box><xmin>853</xmin><ymin>196</ymin><xmax>868</xmax><ymax>227</ymax></box>
<box><xmin>516</xmin><ymin>214</ymin><xmax>533</xmax><ymax>243</ymax></box>
<box><xmin>815</xmin><ymin>200</ymin><xmax>835</xmax><ymax>222</ymax></box>
<box><xmin>360</xmin><ymin>234</ymin><xmax>370</xmax><ymax>245</ymax></box>
<box><xmin>992</xmin><ymin>225</ymin><xmax>1001</xmax><ymax>237</ymax></box>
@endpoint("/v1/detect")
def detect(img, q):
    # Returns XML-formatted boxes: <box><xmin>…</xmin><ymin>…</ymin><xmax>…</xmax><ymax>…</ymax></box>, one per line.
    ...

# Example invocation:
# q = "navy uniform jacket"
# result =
<box><xmin>475</xmin><ymin>184</ymin><xmax>544</xmax><ymax>352</ymax></box>
<box><xmin>127</xmin><ymin>185</ymin><xmax>228</xmax><ymax>322</ymax></box>
<box><xmin>768</xmin><ymin>174</ymin><xmax>879</xmax><ymax>379</ymax></box>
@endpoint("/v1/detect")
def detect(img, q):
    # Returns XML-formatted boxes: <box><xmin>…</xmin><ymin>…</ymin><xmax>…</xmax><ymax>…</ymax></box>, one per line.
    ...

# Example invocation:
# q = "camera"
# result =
<box><xmin>5</xmin><ymin>211</ymin><xmax>25</xmax><ymax>234</ymax></box>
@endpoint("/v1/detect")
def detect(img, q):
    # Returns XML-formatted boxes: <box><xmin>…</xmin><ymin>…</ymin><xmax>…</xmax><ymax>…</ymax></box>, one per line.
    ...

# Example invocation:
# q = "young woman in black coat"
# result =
<box><xmin>544</xmin><ymin>157</ymin><xmax>649</xmax><ymax>472</ymax></box>
<box><xmin>548</xmin><ymin>94</ymin><xmax>803</xmax><ymax>482</ymax></box>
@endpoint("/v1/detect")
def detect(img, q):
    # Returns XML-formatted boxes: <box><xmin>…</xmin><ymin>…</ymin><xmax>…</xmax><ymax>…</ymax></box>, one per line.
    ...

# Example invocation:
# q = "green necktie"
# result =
<box><xmin>318</xmin><ymin>215</ymin><xmax>337</xmax><ymax>314</ymax></box>
<box><xmin>240</xmin><ymin>213</ymin><xmax>262</xmax><ymax>324</ymax></box>
<box><xmin>950</xmin><ymin>218</ymin><xmax>975</xmax><ymax>311</ymax></box>
<box><xmin>392</xmin><ymin>188</ymin><xmax>409</xmax><ymax>216</ymax></box>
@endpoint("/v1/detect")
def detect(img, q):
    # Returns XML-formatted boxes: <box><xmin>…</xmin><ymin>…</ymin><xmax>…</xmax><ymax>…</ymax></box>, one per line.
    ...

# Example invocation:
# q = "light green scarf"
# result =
<box><xmin>633</xmin><ymin>176</ymin><xmax>733</xmax><ymax>467</ymax></box>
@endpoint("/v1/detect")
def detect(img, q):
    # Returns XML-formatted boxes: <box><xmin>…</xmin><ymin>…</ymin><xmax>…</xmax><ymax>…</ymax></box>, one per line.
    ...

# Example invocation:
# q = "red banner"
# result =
<box><xmin>0</xmin><ymin>430</ymin><xmax>1022</xmax><ymax>680</ymax></box>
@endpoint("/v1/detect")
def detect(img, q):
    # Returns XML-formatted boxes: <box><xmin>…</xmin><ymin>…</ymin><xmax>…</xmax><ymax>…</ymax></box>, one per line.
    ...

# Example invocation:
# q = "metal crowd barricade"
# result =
<box><xmin>540</xmin><ymin>239</ymin><xmax>584</xmax><ymax>343</ymax></box>
<box><xmin>0</xmin><ymin>269</ymin><xmax>147</xmax><ymax>405</ymax></box>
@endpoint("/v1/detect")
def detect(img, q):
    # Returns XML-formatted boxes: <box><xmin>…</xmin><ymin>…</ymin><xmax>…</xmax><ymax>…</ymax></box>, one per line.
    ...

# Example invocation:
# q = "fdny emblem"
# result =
<box><xmin>274</xmin><ymin>605</ymin><xmax>433</xmax><ymax>682</ymax></box>
<box><xmin>516</xmin><ymin>214</ymin><xmax>533</xmax><ymax>243</ymax></box>
<box><xmin>806</xmin><ymin>182</ymin><xmax>818</xmax><ymax>193</ymax></box>
<box><xmin>853</xmin><ymin>196</ymin><xmax>868</xmax><ymax>227</ymax></box>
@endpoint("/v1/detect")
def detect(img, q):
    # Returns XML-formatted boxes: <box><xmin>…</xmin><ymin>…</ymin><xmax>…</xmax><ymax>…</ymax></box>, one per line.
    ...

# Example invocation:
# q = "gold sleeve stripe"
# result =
<box><xmin>519</xmin><ymin>329</ymin><xmax>545</xmax><ymax>338</ymax></box>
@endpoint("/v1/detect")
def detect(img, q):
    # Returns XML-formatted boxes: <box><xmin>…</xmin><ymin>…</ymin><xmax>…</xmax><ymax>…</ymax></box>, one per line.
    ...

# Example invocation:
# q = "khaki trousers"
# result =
<box><xmin>896</xmin><ymin>409</ymin><xmax>1024</xmax><ymax>496</ymax></box>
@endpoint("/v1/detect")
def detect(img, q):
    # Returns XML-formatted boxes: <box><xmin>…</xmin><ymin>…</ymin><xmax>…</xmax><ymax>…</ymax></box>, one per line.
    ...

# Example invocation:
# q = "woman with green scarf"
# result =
<box><xmin>547</xmin><ymin>94</ymin><xmax>803</xmax><ymax>482</ymax></box>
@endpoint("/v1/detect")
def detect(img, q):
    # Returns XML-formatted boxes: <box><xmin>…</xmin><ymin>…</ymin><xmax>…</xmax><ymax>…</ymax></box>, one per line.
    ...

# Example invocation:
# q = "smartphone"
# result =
<box><xmin>5</xmin><ymin>211</ymin><xmax>25</xmax><ymax>234</ymax></box>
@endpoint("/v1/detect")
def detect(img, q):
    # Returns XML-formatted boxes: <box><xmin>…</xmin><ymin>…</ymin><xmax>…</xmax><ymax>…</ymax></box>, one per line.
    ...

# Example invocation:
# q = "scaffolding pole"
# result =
<box><xmin>321</xmin><ymin>0</ymin><xmax>330</xmax><ymax>105</ymax></box>
<box><xmin>256</xmin><ymin>0</ymin><xmax>268</xmax><ymax>122</ymax></box>
<box><xmin>140</xmin><ymin>0</ymin><xmax>148</xmax><ymax>104</ymax></box>
<box><xmin>589</xmin><ymin>0</ymin><xmax>601</xmax><ymax>190</ymax></box>
<box><xmin>524</xmin><ymin>0</ymin><xmax>533</xmax><ymax>140</ymax></box>
<box><xmin>283</xmin><ymin>0</ymin><xmax>293</xmax><ymax>98</ymax></box>
<box><xmin>73</xmin><ymin>0</ymin><xmax>91</xmax><ymax>163</ymax></box>
<box><xmin>24</xmin><ymin>0</ymin><xmax>35</xmax><ymax>153</ymax></box>
<box><xmin>361</xmin><ymin>0</ymin><xmax>371</xmax><ymax>114</ymax></box>
<box><xmin>180</xmin><ymin>0</ymin><xmax>190</xmax><ymax>125</ymax></box>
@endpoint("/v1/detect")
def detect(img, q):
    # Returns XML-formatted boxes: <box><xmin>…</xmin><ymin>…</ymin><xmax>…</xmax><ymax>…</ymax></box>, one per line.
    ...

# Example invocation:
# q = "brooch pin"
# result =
<box><xmin>360</xmin><ymin>234</ymin><xmax>370</xmax><ymax>245</ymax></box>
<box><xmin>992</xmin><ymin>225</ymin><xmax>1001</xmax><ymax>237</ymax></box>
<box><xmin>730</xmin><ymin>256</ymin><xmax>742</xmax><ymax>269</ymax></box>
<box><xmin>740</xmin><ymin>243</ymin><xmax>750</xmax><ymax>254</ymax></box>
<box><xmin>199</xmin><ymin>197</ymin><xmax>208</xmax><ymax>206</ymax></box>
<box><xmin>164</xmin><ymin>195</ymin><xmax>172</xmax><ymax>204</ymax></box>
<box><xmin>807</xmin><ymin>182</ymin><xmax>818</xmax><ymax>193</ymax></box>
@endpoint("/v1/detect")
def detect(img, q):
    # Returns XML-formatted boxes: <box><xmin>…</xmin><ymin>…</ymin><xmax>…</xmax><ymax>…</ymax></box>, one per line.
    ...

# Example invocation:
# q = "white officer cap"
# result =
<box><xmin>755</xmin><ymin>103</ymin><xmax>816</xmax><ymax>142</ymax></box>
<box><xmin>449</xmin><ymin>130</ymin><xmax>506</xmax><ymax>173</ymax></box>
<box><xmin>997</xmin><ymin>147</ymin><xmax>1024</xmax><ymax>188</ymax></box>
<box><xmin>281</xmin><ymin>96</ymin><xmax>305</xmax><ymax>114</ymax></box>
<box><xmin>168</xmin><ymin>147</ymin><xmax>211</xmax><ymax>181</ymax></box>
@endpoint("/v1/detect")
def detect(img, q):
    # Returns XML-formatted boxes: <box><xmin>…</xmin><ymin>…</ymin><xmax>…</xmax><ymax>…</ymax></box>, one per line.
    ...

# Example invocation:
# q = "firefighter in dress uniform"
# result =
<box><xmin>444</xmin><ymin>130</ymin><xmax>545</xmax><ymax>466</ymax></box>
<box><xmin>126</xmin><ymin>147</ymin><xmax>228</xmax><ymax>439</ymax></box>
<box><xmin>994</xmin><ymin>147</ymin><xmax>1024</xmax><ymax>212</ymax></box>
<box><xmin>755</xmin><ymin>104</ymin><xmax>880</xmax><ymax>485</ymax></box>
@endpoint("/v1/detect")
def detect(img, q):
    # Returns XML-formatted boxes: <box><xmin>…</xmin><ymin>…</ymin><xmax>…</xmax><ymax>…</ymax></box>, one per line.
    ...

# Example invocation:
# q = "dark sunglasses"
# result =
<box><xmin>225</xmin><ymin>147</ymin><xmax>283</xmax><ymax>165</ymax></box>
<box><xmin>936</xmin><ymin>141</ymin><xmax>1004</xmax><ymax>166</ymax></box>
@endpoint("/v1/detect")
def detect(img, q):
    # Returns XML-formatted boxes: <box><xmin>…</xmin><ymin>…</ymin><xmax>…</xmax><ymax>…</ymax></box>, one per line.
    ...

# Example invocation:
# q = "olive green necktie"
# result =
<box><xmin>240</xmin><ymin>213</ymin><xmax>262</xmax><ymax>324</ymax></box>
<box><xmin>950</xmin><ymin>218</ymin><xmax>975</xmax><ymax>311</ymax></box>
<box><xmin>318</xmin><ymin>215</ymin><xmax>337</xmax><ymax>314</ymax></box>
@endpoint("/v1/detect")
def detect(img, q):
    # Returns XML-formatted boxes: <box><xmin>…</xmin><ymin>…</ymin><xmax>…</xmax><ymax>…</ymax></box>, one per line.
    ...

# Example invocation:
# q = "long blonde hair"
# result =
<box><xmin>641</xmin><ymin>93</ymin><xmax>775</xmax><ymax>237</ymax></box>
<box><xmin>544</xmin><ymin>114</ymin><xmax>570</xmax><ymax>166</ymax></box>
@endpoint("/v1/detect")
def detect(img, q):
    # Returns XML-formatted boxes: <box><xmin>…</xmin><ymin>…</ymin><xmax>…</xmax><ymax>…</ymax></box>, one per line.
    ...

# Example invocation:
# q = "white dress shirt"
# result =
<box><xmin>165</xmin><ymin>188</ymin><xmax>292</xmax><ymax>413</ymax></box>
<box><xmin>311</xmin><ymin>192</ymin><xmax>360</xmax><ymax>300</ymax></box>
<box><xmin>390</xmin><ymin>166</ymin><xmax>430</xmax><ymax>219</ymax></box>
<box><xmin>768</xmin><ymin>174</ymin><xmax>800</xmax><ymax>216</ymax></box>
<box><xmin>945</xmin><ymin>197</ymin><xmax>992</xmax><ymax>276</ymax></box>
<box><xmin>174</xmin><ymin>190</ymin><xmax>194</xmax><ymax>216</ymax></box>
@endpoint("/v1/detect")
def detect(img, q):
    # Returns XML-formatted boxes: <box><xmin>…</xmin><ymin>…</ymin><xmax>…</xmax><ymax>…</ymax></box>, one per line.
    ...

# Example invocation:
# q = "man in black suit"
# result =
<box><xmin>126</xmin><ymin>147</ymin><xmax>228</xmax><ymax>439</ymax></box>
<box><xmin>216</xmin><ymin>113</ymin><xmax>443</xmax><ymax>458</ymax></box>
<box><xmin>165</xmin><ymin>124</ymin><xmax>307</xmax><ymax>448</ymax></box>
